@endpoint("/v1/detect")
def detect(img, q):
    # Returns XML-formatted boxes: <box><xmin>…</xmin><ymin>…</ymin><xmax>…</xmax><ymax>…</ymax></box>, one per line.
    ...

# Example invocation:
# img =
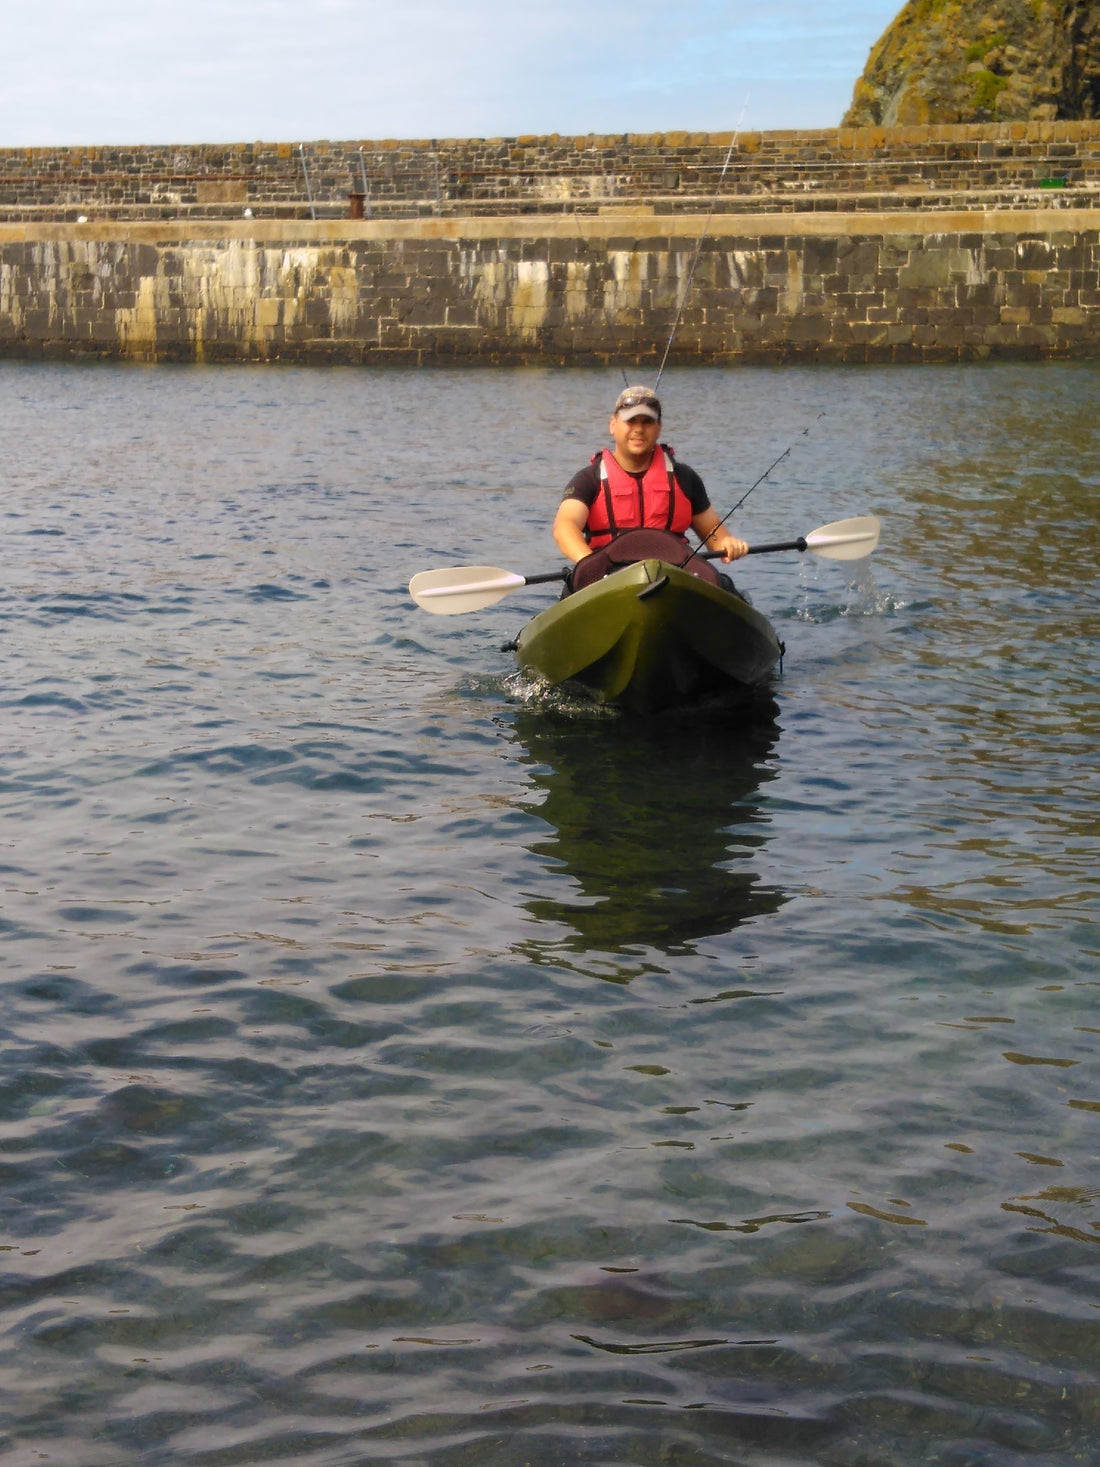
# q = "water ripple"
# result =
<box><xmin>0</xmin><ymin>360</ymin><xmax>1097</xmax><ymax>1465</ymax></box>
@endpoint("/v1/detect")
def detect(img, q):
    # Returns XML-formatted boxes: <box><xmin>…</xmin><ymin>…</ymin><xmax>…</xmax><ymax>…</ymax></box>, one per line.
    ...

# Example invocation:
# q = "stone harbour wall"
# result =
<box><xmin>2</xmin><ymin>122</ymin><xmax>1100</xmax><ymax>221</ymax></box>
<box><xmin>2</xmin><ymin>211</ymin><xmax>1099</xmax><ymax>364</ymax></box>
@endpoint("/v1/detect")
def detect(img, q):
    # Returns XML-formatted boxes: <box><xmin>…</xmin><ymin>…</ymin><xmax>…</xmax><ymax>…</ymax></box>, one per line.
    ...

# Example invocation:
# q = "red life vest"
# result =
<box><xmin>585</xmin><ymin>446</ymin><xmax>694</xmax><ymax>549</ymax></box>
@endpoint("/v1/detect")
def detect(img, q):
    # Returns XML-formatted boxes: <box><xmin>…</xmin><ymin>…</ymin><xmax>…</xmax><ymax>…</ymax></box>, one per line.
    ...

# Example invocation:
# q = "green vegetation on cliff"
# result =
<box><xmin>844</xmin><ymin>0</ymin><xmax>1100</xmax><ymax>124</ymax></box>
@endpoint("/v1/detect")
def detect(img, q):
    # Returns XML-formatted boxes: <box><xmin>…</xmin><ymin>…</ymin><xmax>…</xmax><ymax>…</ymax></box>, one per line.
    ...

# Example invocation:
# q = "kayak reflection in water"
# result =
<box><xmin>511</xmin><ymin>709</ymin><xmax>786</xmax><ymax>960</ymax></box>
<box><xmin>552</xmin><ymin>385</ymin><xmax>749</xmax><ymax>587</ymax></box>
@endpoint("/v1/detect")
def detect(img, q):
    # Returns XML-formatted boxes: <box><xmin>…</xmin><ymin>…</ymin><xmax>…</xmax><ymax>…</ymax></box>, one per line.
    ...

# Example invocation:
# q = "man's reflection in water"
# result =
<box><xmin>509</xmin><ymin>701</ymin><xmax>787</xmax><ymax>960</ymax></box>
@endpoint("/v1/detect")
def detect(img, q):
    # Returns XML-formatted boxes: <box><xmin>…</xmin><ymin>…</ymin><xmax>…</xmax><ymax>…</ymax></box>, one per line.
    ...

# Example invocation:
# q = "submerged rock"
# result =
<box><xmin>843</xmin><ymin>0</ymin><xmax>1100</xmax><ymax>125</ymax></box>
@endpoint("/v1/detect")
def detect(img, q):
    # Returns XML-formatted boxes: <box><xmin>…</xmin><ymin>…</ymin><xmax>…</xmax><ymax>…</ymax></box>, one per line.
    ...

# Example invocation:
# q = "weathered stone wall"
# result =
<box><xmin>2</xmin><ymin>122</ymin><xmax>1100</xmax><ymax>221</ymax></box>
<box><xmin>2</xmin><ymin>211</ymin><xmax>1098</xmax><ymax>364</ymax></box>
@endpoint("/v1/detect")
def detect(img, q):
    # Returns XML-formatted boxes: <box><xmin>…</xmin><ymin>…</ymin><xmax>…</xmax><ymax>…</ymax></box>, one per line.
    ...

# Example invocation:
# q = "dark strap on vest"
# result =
<box><xmin>597</xmin><ymin>458</ymin><xmax>619</xmax><ymax>539</ymax></box>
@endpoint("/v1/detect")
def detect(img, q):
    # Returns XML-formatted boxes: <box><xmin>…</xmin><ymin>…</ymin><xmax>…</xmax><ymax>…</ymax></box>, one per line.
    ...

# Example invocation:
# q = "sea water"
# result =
<box><xmin>1</xmin><ymin>359</ymin><xmax>1097</xmax><ymax>1466</ymax></box>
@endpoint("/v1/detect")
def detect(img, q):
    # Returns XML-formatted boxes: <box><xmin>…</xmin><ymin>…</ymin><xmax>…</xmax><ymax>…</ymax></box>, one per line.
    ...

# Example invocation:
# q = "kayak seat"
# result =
<box><xmin>568</xmin><ymin>529</ymin><xmax>731</xmax><ymax>595</ymax></box>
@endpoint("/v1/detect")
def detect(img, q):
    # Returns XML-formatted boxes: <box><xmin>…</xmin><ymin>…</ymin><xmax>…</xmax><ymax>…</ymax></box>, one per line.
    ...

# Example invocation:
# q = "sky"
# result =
<box><xmin>3</xmin><ymin>0</ymin><xmax>902</xmax><ymax>147</ymax></box>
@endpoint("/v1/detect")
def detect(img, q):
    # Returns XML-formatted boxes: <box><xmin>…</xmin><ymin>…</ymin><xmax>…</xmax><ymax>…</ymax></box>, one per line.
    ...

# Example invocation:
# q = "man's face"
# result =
<box><xmin>609</xmin><ymin>410</ymin><xmax>660</xmax><ymax>463</ymax></box>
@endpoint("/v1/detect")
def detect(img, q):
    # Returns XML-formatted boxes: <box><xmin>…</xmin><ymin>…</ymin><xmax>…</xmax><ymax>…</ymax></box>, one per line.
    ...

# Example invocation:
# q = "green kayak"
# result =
<box><xmin>514</xmin><ymin>547</ymin><xmax>782</xmax><ymax>715</ymax></box>
<box><xmin>410</xmin><ymin>516</ymin><xmax>881</xmax><ymax>714</ymax></box>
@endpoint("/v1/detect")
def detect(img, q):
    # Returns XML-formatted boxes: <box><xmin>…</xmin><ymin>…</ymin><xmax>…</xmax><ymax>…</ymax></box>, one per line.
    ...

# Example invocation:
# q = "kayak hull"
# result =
<box><xmin>514</xmin><ymin>557</ymin><xmax>782</xmax><ymax>715</ymax></box>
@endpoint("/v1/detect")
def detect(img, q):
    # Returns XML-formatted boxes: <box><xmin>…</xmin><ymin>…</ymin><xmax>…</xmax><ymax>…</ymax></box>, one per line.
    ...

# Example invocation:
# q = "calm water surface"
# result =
<box><xmin>1</xmin><ymin>360</ymin><xmax>1097</xmax><ymax>1466</ymax></box>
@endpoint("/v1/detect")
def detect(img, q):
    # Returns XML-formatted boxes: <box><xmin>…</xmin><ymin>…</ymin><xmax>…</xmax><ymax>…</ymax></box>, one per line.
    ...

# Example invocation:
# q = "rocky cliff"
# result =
<box><xmin>844</xmin><ymin>0</ymin><xmax>1100</xmax><ymax>125</ymax></box>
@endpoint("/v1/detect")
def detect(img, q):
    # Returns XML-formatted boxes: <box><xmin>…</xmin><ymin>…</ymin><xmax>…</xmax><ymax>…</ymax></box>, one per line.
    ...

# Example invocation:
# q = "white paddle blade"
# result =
<box><xmin>804</xmin><ymin>515</ymin><xmax>881</xmax><ymax>560</ymax></box>
<box><xmin>409</xmin><ymin>565</ymin><xmax>526</xmax><ymax>615</ymax></box>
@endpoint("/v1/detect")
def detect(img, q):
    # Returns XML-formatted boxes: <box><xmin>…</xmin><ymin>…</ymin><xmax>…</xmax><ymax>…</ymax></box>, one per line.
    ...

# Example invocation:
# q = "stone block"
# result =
<box><xmin>784</xmin><ymin>314</ymin><xmax>832</xmax><ymax>342</ymax></box>
<box><xmin>1051</xmin><ymin>244</ymin><xmax>1088</xmax><ymax>271</ymax></box>
<box><xmin>932</xmin><ymin>320</ymin><xmax>975</xmax><ymax>347</ymax></box>
<box><xmin>371</xmin><ymin>272</ymin><xmax>413</xmax><ymax>291</ymax></box>
<box><xmin>443</xmin><ymin>301</ymin><xmax>480</xmax><ymax>326</ymax></box>
<box><xmin>803</xmin><ymin>238</ymin><xmax>839</xmax><ymax>273</ymax></box>
<box><xmin>958</xmin><ymin>282</ymin><xmax>998</xmax><ymax>307</ymax></box>
<box><xmin>897</xmin><ymin>288</ymin><xmax>939</xmax><ymax>313</ymax></box>
<box><xmin>20</xmin><ymin>309</ymin><xmax>52</xmax><ymax>336</ymax></box>
<box><xmin>254</xmin><ymin>298</ymin><xmax>282</xmax><ymax>328</ymax></box>
<box><xmin>899</xmin><ymin>250</ymin><xmax>957</xmax><ymax>288</ymax></box>
<box><xmin>196</xmin><ymin>180</ymin><xmax>248</xmax><ymax>204</ymax></box>
<box><xmin>1015</xmin><ymin>239</ymin><xmax>1054</xmax><ymax>270</ymax></box>
<box><xmin>836</xmin><ymin>238</ymin><xmax>880</xmax><ymax>271</ymax></box>
<box><xmin>984</xmin><ymin>322</ymin><xmax>1025</xmax><ymax>346</ymax></box>
<box><xmin>400</xmin><ymin>298</ymin><xmax>449</xmax><ymax>326</ymax></box>
<box><xmin>1005</xmin><ymin>279</ymin><xmax>1044</xmax><ymax>308</ymax></box>
<box><xmin>1052</xmin><ymin>305</ymin><xmax>1089</xmax><ymax>325</ymax></box>
<box><xmin>1018</xmin><ymin>323</ymin><xmax>1057</xmax><ymax>347</ymax></box>
<box><xmin>843</xmin><ymin>321</ymin><xmax>892</xmax><ymax>346</ymax></box>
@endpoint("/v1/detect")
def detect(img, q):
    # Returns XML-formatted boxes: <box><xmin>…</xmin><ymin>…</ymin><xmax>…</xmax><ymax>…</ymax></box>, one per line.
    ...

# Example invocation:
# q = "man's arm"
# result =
<box><xmin>553</xmin><ymin>498</ymin><xmax>593</xmax><ymax>563</ymax></box>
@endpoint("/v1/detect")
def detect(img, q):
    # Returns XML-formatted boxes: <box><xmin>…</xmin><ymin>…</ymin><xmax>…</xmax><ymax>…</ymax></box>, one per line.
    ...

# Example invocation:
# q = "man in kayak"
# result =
<box><xmin>552</xmin><ymin>385</ymin><xmax>749</xmax><ymax>567</ymax></box>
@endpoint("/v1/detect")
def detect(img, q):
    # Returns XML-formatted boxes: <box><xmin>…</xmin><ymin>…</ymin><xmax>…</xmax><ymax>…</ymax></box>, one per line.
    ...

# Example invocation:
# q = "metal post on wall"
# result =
<box><xmin>358</xmin><ymin>148</ymin><xmax>372</xmax><ymax>218</ymax></box>
<box><xmin>298</xmin><ymin>144</ymin><xmax>317</xmax><ymax>220</ymax></box>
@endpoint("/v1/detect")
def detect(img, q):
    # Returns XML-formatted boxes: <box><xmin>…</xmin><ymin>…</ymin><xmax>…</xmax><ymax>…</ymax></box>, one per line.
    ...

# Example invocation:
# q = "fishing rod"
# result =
<box><xmin>679</xmin><ymin>413</ymin><xmax>826</xmax><ymax>571</ymax></box>
<box><xmin>653</xmin><ymin>100</ymin><xmax>749</xmax><ymax>393</ymax></box>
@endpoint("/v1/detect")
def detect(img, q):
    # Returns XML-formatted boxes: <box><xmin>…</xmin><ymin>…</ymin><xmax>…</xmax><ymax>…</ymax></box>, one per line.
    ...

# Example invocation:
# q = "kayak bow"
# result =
<box><xmin>514</xmin><ymin>553</ymin><xmax>782</xmax><ymax>714</ymax></box>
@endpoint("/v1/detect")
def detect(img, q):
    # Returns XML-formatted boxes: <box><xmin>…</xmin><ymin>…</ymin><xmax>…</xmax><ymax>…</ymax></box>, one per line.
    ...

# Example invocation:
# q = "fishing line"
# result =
<box><xmin>653</xmin><ymin>98</ymin><xmax>749</xmax><ymax>393</ymax></box>
<box><xmin>679</xmin><ymin>412</ymin><xmax>827</xmax><ymax>570</ymax></box>
<box><xmin>612</xmin><ymin>99</ymin><xmax>822</xmax><ymax>573</ymax></box>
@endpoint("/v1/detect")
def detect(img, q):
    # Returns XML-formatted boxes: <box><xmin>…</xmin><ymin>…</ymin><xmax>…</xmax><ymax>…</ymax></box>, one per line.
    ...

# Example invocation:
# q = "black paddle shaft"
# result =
<box><xmin>524</xmin><ymin>569</ymin><xmax>571</xmax><ymax>586</ymax></box>
<box><xmin>703</xmin><ymin>537</ymin><xmax>807</xmax><ymax>561</ymax></box>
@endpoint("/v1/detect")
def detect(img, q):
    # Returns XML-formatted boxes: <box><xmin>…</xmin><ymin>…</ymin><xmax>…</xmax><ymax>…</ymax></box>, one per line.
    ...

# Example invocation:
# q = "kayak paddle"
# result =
<box><xmin>408</xmin><ymin>515</ymin><xmax>880</xmax><ymax>615</ymax></box>
<box><xmin>705</xmin><ymin>514</ymin><xmax>881</xmax><ymax>564</ymax></box>
<box><xmin>409</xmin><ymin>565</ymin><xmax>569</xmax><ymax>615</ymax></box>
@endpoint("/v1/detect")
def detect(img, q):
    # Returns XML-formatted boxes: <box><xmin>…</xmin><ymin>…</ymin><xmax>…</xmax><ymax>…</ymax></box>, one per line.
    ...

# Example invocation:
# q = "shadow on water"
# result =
<box><xmin>506</xmin><ymin>701</ymin><xmax>787</xmax><ymax>960</ymax></box>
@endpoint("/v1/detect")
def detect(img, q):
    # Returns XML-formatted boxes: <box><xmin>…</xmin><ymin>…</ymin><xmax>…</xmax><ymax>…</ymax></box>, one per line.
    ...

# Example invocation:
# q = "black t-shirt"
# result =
<box><xmin>563</xmin><ymin>453</ymin><xmax>710</xmax><ymax>515</ymax></box>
